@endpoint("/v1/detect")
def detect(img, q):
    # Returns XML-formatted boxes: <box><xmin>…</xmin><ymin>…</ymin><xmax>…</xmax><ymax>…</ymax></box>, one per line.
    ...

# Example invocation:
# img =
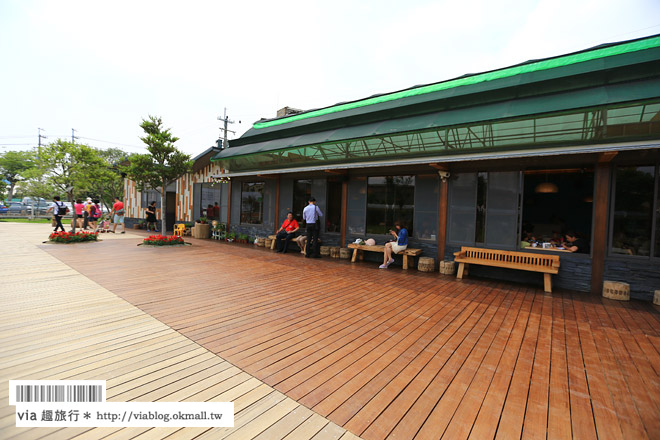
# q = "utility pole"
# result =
<box><xmin>217</xmin><ymin>108</ymin><xmax>236</xmax><ymax>149</ymax></box>
<box><xmin>38</xmin><ymin>128</ymin><xmax>47</xmax><ymax>148</ymax></box>
<box><xmin>71</xmin><ymin>128</ymin><xmax>78</xmax><ymax>144</ymax></box>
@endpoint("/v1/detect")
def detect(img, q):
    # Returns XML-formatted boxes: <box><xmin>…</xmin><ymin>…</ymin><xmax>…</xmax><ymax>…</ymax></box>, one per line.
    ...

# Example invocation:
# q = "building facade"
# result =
<box><xmin>126</xmin><ymin>35</ymin><xmax>660</xmax><ymax>299</ymax></box>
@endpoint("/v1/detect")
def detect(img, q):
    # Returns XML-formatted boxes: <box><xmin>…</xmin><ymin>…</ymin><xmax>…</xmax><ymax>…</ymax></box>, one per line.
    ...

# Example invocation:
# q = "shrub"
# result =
<box><xmin>49</xmin><ymin>231</ymin><xmax>99</xmax><ymax>243</ymax></box>
<box><xmin>142</xmin><ymin>234</ymin><xmax>186</xmax><ymax>246</ymax></box>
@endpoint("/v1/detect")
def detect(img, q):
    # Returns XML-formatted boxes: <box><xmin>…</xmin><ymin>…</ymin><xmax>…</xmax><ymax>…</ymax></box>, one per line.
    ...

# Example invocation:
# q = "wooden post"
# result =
<box><xmin>437</xmin><ymin>176</ymin><xmax>449</xmax><ymax>268</ymax></box>
<box><xmin>591</xmin><ymin>153</ymin><xmax>615</xmax><ymax>294</ymax></box>
<box><xmin>340</xmin><ymin>180</ymin><xmax>348</xmax><ymax>247</ymax></box>
<box><xmin>226</xmin><ymin>180</ymin><xmax>232</xmax><ymax>233</ymax></box>
<box><xmin>275</xmin><ymin>176</ymin><xmax>280</xmax><ymax>234</ymax></box>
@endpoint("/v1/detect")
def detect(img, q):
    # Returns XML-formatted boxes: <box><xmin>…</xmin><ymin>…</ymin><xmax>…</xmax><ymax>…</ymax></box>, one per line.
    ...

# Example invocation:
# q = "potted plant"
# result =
<box><xmin>226</xmin><ymin>232</ymin><xmax>236</xmax><ymax>242</ymax></box>
<box><xmin>238</xmin><ymin>233</ymin><xmax>249</xmax><ymax>244</ymax></box>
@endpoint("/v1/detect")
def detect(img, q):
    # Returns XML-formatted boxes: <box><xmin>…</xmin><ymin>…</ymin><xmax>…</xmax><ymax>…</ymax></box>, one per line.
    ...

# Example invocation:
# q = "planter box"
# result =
<box><xmin>192</xmin><ymin>223</ymin><xmax>210</xmax><ymax>239</ymax></box>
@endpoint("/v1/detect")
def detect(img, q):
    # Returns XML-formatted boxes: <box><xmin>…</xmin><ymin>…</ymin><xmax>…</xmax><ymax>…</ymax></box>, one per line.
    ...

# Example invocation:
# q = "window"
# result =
<box><xmin>366</xmin><ymin>176</ymin><xmax>414</xmax><ymax>235</ymax></box>
<box><xmin>292</xmin><ymin>179</ymin><xmax>312</xmax><ymax>223</ymax></box>
<box><xmin>197</xmin><ymin>183</ymin><xmax>221</xmax><ymax>220</ymax></box>
<box><xmin>448</xmin><ymin>171</ymin><xmax>520</xmax><ymax>249</ymax></box>
<box><xmin>326</xmin><ymin>180</ymin><xmax>342</xmax><ymax>233</ymax></box>
<box><xmin>611</xmin><ymin>166</ymin><xmax>658</xmax><ymax>257</ymax></box>
<box><xmin>240</xmin><ymin>182</ymin><xmax>264</xmax><ymax>224</ymax></box>
<box><xmin>522</xmin><ymin>169</ymin><xmax>594</xmax><ymax>251</ymax></box>
<box><xmin>141</xmin><ymin>189</ymin><xmax>161</xmax><ymax>209</ymax></box>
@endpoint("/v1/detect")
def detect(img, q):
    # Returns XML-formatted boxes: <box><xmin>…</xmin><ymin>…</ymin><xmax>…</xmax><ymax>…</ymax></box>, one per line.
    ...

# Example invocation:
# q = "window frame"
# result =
<box><xmin>607</xmin><ymin>163</ymin><xmax>660</xmax><ymax>260</ymax></box>
<box><xmin>365</xmin><ymin>175</ymin><xmax>416</xmax><ymax>237</ymax></box>
<box><xmin>239</xmin><ymin>181</ymin><xmax>265</xmax><ymax>225</ymax></box>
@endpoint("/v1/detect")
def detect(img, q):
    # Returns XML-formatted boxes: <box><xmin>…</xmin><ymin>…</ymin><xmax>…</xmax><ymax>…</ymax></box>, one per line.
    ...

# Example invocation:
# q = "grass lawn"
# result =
<box><xmin>0</xmin><ymin>218</ymin><xmax>52</xmax><ymax>224</ymax></box>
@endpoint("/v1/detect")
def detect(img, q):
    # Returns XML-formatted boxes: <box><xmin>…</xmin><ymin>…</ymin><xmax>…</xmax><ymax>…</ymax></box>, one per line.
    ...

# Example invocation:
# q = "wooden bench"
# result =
<box><xmin>347</xmin><ymin>243</ymin><xmax>423</xmax><ymax>270</ymax></box>
<box><xmin>268</xmin><ymin>234</ymin><xmax>305</xmax><ymax>251</ymax></box>
<box><xmin>453</xmin><ymin>246</ymin><xmax>560</xmax><ymax>292</ymax></box>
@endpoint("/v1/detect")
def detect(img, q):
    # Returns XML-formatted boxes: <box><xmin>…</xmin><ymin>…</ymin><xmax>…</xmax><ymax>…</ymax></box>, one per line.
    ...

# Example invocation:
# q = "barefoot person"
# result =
<box><xmin>380</xmin><ymin>221</ymin><xmax>408</xmax><ymax>269</ymax></box>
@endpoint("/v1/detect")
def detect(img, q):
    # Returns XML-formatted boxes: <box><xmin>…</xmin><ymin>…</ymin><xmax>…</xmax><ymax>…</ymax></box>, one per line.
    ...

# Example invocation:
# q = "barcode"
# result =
<box><xmin>9</xmin><ymin>381</ymin><xmax>106</xmax><ymax>405</ymax></box>
<box><xmin>15</xmin><ymin>385</ymin><xmax>103</xmax><ymax>402</ymax></box>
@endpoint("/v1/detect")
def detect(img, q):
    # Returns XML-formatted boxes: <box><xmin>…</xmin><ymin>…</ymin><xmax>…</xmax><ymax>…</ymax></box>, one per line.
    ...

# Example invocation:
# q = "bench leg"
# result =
<box><xmin>403</xmin><ymin>255</ymin><xmax>409</xmax><ymax>270</ymax></box>
<box><xmin>270</xmin><ymin>239</ymin><xmax>276</xmax><ymax>250</ymax></box>
<box><xmin>544</xmin><ymin>273</ymin><xmax>552</xmax><ymax>293</ymax></box>
<box><xmin>457</xmin><ymin>262</ymin><xmax>465</xmax><ymax>279</ymax></box>
<box><xmin>351</xmin><ymin>248</ymin><xmax>358</xmax><ymax>263</ymax></box>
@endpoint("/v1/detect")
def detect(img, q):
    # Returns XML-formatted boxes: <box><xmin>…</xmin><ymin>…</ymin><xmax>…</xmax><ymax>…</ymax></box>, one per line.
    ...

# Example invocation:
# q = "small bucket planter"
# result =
<box><xmin>138</xmin><ymin>234</ymin><xmax>191</xmax><ymax>246</ymax></box>
<box><xmin>49</xmin><ymin>231</ymin><xmax>99</xmax><ymax>243</ymax></box>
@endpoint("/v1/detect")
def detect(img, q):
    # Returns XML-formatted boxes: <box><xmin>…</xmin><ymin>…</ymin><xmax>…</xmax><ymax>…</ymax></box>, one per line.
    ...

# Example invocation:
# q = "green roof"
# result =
<box><xmin>213</xmin><ymin>34</ymin><xmax>660</xmax><ymax>169</ymax></box>
<box><xmin>252</xmin><ymin>34</ymin><xmax>660</xmax><ymax>131</ymax></box>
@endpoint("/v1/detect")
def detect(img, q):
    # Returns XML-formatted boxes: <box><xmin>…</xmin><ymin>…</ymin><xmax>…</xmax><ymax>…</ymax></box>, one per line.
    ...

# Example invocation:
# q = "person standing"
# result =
<box><xmin>82</xmin><ymin>197</ymin><xmax>92</xmax><ymax>230</ymax></box>
<box><xmin>110</xmin><ymin>196</ymin><xmax>125</xmax><ymax>234</ymax></box>
<box><xmin>46</xmin><ymin>196</ymin><xmax>67</xmax><ymax>232</ymax></box>
<box><xmin>145</xmin><ymin>201</ymin><xmax>158</xmax><ymax>232</ymax></box>
<box><xmin>275</xmin><ymin>212</ymin><xmax>299</xmax><ymax>253</ymax></box>
<box><xmin>302</xmin><ymin>197</ymin><xmax>323</xmax><ymax>258</ymax></box>
<box><xmin>88</xmin><ymin>198</ymin><xmax>101</xmax><ymax>231</ymax></box>
<box><xmin>74</xmin><ymin>199</ymin><xmax>85</xmax><ymax>229</ymax></box>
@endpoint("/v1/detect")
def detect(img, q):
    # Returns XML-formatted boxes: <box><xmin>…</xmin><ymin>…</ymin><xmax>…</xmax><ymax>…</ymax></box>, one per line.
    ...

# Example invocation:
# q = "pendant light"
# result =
<box><xmin>535</xmin><ymin>173</ymin><xmax>558</xmax><ymax>193</ymax></box>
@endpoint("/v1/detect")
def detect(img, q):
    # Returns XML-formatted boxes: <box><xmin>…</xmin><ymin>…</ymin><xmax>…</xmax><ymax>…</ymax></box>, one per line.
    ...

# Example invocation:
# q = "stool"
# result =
<box><xmin>256</xmin><ymin>237</ymin><xmax>266</xmax><ymax>247</ymax></box>
<box><xmin>320</xmin><ymin>246</ymin><xmax>331</xmax><ymax>256</ymax></box>
<box><xmin>265</xmin><ymin>238</ymin><xmax>273</xmax><ymax>249</ymax></box>
<box><xmin>330</xmin><ymin>246</ymin><xmax>340</xmax><ymax>258</ymax></box>
<box><xmin>418</xmin><ymin>257</ymin><xmax>435</xmax><ymax>272</ymax></box>
<box><xmin>339</xmin><ymin>248</ymin><xmax>351</xmax><ymax>259</ymax></box>
<box><xmin>654</xmin><ymin>290</ymin><xmax>660</xmax><ymax>306</ymax></box>
<box><xmin>440</xmin><ymin>260</ymin><xmax>456</xmax><ymax>275</ymax></box>
<box><xmin>603</xmin><ymin>281</ymin><xmax>630</xmax><ymax>301</ymax></box>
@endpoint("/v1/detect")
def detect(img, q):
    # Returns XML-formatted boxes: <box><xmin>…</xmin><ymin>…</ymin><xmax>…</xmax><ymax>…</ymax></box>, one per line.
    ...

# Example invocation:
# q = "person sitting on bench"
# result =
<box><xmin>380</xmin><ymin>221</ymin><xmax>408</xmax><ymax>269</ymax></box>
<box><xmin>275</xmin><ymin>212</ymin><xmax>299</xmax><ymax>253</ymax></box>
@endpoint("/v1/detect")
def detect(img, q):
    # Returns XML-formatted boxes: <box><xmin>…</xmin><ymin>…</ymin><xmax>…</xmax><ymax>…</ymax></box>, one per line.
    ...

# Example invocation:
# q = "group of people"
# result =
<box><xmin>47</xmin><ymin>196</ymin><xmax>127</xmax><ymax>234</ymax></box>
<box><xmin>273</xmin><ymin>196</ymin><xmax>409</xmax><ymax>267</ymax></box>
<box><xmin>273</xmin><ymin>197</ymin><xmax>325</xmax><ymax>258</ymax></box>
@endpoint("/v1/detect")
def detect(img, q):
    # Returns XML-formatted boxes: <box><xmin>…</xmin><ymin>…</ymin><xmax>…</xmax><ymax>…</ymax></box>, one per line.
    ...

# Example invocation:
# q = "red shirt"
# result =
<box><xmin>113</xmin><ymin>201</ymin><xmax>124</xmax><ymax>212</ymax></box>
<box><xmin>281</xmin><ymin>218</ymin><xmax>299</xmax><ymax>232</ymax></box>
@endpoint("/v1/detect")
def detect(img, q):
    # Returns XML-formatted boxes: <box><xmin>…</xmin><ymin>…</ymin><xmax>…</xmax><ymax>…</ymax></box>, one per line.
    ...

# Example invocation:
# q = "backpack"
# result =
<box><xmin>90</xmin><ymin>204</ymin><xmax>98</xmax><ymax>218</ymax></box>
<box><xmin>56</xmin><ymin>202</ymin><xmax>69</xmax><ymax>216</ymax></box>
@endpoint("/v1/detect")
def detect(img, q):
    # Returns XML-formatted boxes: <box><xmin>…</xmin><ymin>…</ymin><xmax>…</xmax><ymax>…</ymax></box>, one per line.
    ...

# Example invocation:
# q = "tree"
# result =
<box><xmin>85</xmin><ymin>148</ymin><xmax>127</xmax><ymax>211</ymax></box>
<box><xmin>34</xmin><ymin>139</ymin><xmax>104</xmax><ymax>232</ymax></box>
<box><xmin>126</xmin><ymin>116</ymin><xmax>192</xmax><ymax>232</ymax></box>
<box><xmin>0</xmin><ymin>150</ymin><xmax>36</xmax><ymax>201</ymax></box>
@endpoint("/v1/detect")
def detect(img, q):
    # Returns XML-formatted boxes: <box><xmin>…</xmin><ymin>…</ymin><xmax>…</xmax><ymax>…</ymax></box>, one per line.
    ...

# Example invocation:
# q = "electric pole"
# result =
<box><xmin>38</xmin><ymin>128</ymin><xmax>47</xmax><ymax>148</ymax></box>
<box><xmin>71</xmin><ymin>128</ymin><xmax>78</xmax><ymax>144</ymax></box>
<box><xmin>217</xmin><ymin>108</ymin><xmax>236</xmax><ymax>149</ymax></box>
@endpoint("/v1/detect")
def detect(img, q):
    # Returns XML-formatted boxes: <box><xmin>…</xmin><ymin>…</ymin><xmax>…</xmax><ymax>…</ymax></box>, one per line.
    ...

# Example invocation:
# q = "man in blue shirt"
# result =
<box><xmin>302</xmin><ymin>197</ymin><xmax>323</xmax><ymax>258</ymax></box>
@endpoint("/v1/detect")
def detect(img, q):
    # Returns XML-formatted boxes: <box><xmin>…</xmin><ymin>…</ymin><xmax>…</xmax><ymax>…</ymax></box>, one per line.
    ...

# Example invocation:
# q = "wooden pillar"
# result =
<box><xmin>591</xmin><ymin>152</ymin><xmax>616</xmax><ymax>294</ymax></box>
<box><xmin>340</xmin><ymin>180</ymin><xmax>348</xmax><ymax>247</ymax></box>
<box><xmin>226</xmin><ymin>180</ymin><xmax>232</xmax><ymax>232</ymax></box>
<box><xmin>274</xmin><ymin>176</ymin><xmax>280</xmax><ymax>233</ymax></box>
<box><xmin>437</xmin><ymin>177</ymin><xmax>449</xmax><ymax>267</ymax></box>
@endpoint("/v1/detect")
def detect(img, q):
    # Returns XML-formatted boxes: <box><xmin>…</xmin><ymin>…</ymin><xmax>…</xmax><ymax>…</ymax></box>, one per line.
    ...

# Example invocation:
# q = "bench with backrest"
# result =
<box><xmin>347</xmin><ymin>243</ymin><xmax>423</xmax><ymax>270</ymax></box>
<box><xmin>453</xmin><ymin>246</ymin><xmax>560</xmax><ymax>292</ymax></box>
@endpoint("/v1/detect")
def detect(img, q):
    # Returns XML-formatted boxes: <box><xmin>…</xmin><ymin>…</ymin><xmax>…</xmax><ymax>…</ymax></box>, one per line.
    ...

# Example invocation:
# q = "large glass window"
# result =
<box><xmin>522</xmin><ymin>169</ymin><xmax>594</xmax><ymax>250</ymax></box>
<box><xmin>611</xmin><ymin>166</ymin><xmax>656</xmax><ymax>256</ymax></box>
<box><xmin>448</xmin><ymin>171</ymin><xmax>519</xmax><ymax>249</ymax></box>
<box><xmin>141</xmin><ymin>189</ymin><xmax>161</xmax><ymax>209</ymax></box>
<box><xmin>326</xmin><ymin>180</ymin><xmax>342</xmax><ymax>233</ymax></box>
<box><xmin>366</xmin><ymin>176</ymin><xmax>414</xmax><ymax>235</ymax></box>
<box><xmin>240</xmin><ymin>182</ymin><xmax>264</xmax><ymax>224</ymax></box>
<box><xmin>197</xmin><ymin>183</ymin><xmax>221</xmax><ymax>219</ymax></box>
<box><xmin>292</xmin><ymin>179</ymin><xmax>312</xmax><ymax>222</ymax></box>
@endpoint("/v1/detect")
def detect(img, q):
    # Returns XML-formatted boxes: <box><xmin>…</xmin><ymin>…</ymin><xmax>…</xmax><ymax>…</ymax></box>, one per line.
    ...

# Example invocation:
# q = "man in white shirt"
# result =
<box><xmin>302</xmin><ymin>197</ymin><xmax>323</xmax><ymax>258</ymax></box>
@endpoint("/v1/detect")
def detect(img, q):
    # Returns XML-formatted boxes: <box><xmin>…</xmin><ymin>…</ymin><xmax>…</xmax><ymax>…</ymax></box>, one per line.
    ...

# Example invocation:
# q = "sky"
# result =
<box><xmin>1</xmin><ymin>0</ymin><xmax>659</xmax><ymax>158</ymax></box>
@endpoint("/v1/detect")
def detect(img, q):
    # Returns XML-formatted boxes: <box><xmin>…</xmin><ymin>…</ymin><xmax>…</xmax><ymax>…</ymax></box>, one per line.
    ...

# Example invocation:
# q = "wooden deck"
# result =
<box><xmin>3</xmin><ymin>224</ymin><xmax>660</xmax><ymax>439</ymax></box>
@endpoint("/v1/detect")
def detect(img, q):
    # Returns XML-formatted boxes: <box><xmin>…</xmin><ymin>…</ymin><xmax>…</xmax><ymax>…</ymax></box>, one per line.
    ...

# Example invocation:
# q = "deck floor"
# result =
<box><xmin>3</xmin><ymin>224</ymin><xmax>660</xmax><ymax>439</ymax></box>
